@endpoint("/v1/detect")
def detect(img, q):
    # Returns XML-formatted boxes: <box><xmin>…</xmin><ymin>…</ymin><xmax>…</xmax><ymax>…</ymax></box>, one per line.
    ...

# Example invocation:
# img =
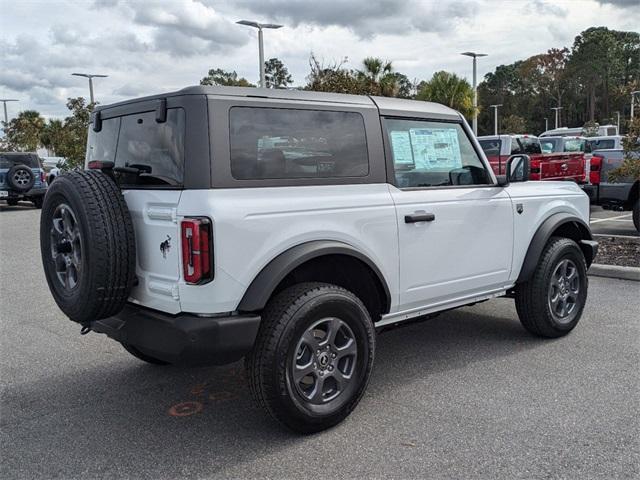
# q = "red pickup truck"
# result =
<box><xmin>477</xmin><ymin>134</ymin><xmax>586</xmax><ymax>182</ymax></box>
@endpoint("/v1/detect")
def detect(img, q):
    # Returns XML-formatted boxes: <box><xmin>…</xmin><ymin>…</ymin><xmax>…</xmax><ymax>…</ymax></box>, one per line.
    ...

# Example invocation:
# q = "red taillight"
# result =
<box><xmin>590</xmin><ymin>155</ymin><xmax>603</xmax><ymax>185</ymax></box>
<box><xmin>181</xmin><ymin>218</ymin><xmax>213</xmax><ymax>285</ymax></box>
<box><xmin>40</xmin><ymin>171</ymin><xmax>46</xmax><ymax>183</ymax></box>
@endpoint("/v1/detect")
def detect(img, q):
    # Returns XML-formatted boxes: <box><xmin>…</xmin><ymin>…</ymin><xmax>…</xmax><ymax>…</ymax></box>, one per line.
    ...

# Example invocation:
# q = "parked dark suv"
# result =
<box><xmin>0</xmin><ymin>152</ymin><xmax>48</xmax><ymax>208</ymax></box>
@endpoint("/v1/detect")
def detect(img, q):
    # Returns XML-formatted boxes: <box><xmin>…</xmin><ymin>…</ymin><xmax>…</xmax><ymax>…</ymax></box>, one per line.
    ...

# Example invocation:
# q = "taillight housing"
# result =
<box><xmin>529</xmin><ymin>159</ymin><xmax>541</xmax><ymax>180</ymax></box>
<box><xmin>590</xmin><ymin>155</ymin><xmax>603</xmax><ymax>185</ymax></box>
<box><xmin>40</xmin><ymin>171</ymin><xmax>46</xmax><ymax>183</ymax></box>
<box><xmin>181</xmin><ymin>217</ymin><xmax>213</xmax><ymax>285</ymax></box>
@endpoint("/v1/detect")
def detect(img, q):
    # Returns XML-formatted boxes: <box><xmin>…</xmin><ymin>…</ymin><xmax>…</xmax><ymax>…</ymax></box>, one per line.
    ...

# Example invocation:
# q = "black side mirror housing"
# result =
<box><xmin>505</xmin><ymin>154</ymin><xmax>530</xmax><ymax>183</ymax></box>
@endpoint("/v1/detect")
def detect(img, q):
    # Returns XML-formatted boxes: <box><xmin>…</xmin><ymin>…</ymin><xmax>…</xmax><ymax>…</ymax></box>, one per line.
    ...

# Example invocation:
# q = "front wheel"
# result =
<box><xmin>246</xmin><ymin>283</ymin><xmax>375</xmax><ymax>433</ymax></box>
<box><xmin>515</xmin><ymin>237</ymin><xmax>588</xmax><ymax>338</ymax></box>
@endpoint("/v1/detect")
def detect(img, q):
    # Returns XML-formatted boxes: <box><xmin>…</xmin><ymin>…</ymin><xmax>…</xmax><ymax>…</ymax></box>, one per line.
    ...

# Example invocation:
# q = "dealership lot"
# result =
<box><xmin>1</xmin><ymin>207</ymin><xmax>639</xmax><ymax>479</ymax></box>
<box><xmin>590</xmin><ymin>206</ymin><xmax>638</xmax><ymax>237</ymax></box>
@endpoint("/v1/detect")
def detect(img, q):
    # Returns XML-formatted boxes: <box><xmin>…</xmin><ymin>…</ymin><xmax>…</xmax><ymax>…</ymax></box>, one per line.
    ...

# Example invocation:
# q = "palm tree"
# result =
<box><xmin>357</xmin><ymin>57</ymin><xmax>399</xmax><ymax>96</ymax></box>
<box><xmin>416</xmin><ymin>71</ymin><xmax>475</xmax><ymax>118</ymax></box>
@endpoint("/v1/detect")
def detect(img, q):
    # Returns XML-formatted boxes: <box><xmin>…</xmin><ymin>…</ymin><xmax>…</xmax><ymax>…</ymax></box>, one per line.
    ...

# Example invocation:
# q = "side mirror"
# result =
<box><xmin>506</xmin><ymin>154</ymin><xmax>530</xmax><ymax>183</ymax></box>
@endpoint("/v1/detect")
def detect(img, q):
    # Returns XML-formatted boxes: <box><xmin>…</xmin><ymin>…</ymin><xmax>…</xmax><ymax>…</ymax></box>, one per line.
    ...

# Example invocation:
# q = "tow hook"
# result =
<box><xmin>80</xmin><ymin>325</ymin><xmax>92</xmax><ymax>335</ymax></box>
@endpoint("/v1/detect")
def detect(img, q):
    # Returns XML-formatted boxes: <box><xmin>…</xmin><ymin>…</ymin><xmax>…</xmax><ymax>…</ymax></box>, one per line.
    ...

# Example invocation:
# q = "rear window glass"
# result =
<box><xmin>587</xmin><ymin>139</ymin><xmax>615</xmax><ymax>151</ymax></box>
<box><xmin>86</xmin><ymin>108</ymin><xmax>185</xmax><ymax>187</ymax></box>
<box><xmin>229</xmin><ymin>107</ymin><xmax>369</xmax><ymax>180</ymax></box>
<box><xmin>511</xmin><ymin>137</ymin><xmax>541</xmax><ymax>154</ymax></box>
<box><xmin>540</xmin><ymin>138</ymin><xmax>561</xmax><ymax>153</ymax></box>
<box><xmin>564</xmin><ymin>138</ymin><xmax>584</xmax><ymax>152</ymax></box>
<box><xmin>0</xmin><ymin>153</ymin><xmax>40</xmax><ymax>169</ymax></box>
<box><xmin>478</xmin><ymin>139</ymin><xmax>501</xmax><ymax>156</ymax></box>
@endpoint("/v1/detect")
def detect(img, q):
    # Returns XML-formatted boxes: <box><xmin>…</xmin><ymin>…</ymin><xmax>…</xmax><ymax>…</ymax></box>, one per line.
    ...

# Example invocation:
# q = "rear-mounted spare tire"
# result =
<box><xmin>40</xmin><ymin>170</ymin><xmax>136</xmax><ymax>325</ymax></box>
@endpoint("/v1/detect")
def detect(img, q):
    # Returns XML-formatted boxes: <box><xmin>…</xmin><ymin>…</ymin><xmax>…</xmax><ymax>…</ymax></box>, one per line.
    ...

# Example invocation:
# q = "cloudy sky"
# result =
<box><xmin>0</xmin><ymin>0</ymin><xmax>637</xmax><ymax>119</ymax></box>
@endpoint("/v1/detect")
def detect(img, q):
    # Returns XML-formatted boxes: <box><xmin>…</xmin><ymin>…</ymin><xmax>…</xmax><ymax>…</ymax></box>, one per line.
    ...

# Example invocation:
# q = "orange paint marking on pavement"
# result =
<box><xmin>168</xmin><ymin>401</ymin><xmax>204</xmax><ymax>417</ymax></box>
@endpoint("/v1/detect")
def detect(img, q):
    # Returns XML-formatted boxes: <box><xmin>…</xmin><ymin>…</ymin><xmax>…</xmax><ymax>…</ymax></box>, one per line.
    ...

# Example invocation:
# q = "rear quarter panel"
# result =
<box><xmin>177</xmin><ymin>184</ymin><xmax>399</xmax><ymax>314</ymax></box>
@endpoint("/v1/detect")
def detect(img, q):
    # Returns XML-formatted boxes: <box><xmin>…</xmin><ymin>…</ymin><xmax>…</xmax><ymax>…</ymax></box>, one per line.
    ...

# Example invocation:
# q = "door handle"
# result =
<box><xmin>405</xmin><ymin>213</ymin><xmax>435</xmax><ymax>223</ymax></box>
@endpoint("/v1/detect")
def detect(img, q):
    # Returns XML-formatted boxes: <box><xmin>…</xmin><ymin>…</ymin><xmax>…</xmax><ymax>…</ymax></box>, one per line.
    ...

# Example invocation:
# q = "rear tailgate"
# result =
<box><xmin>531</xmin><ymin>153</ymin><xmax>585</xmax><ymax>182</ymax></box>
<box><xmin>123</xmin><ymin>190</ymin><xmax>183</xmax><ymax>314</ymax></box>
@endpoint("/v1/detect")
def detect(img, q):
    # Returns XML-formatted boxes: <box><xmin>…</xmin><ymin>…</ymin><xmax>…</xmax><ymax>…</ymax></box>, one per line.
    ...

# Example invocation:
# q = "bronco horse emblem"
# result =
<box><xmin>160</xmin><ymin>235</ymin><xmax>171</xmax><ymax>259</ymax></box>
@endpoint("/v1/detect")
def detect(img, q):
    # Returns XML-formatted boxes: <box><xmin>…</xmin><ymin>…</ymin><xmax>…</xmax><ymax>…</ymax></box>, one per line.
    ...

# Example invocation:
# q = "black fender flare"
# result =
<box><xmin>516</xmin><ymin>212</ymin><xmax>594</xmax><ymax>283</ymax></box>
<box><xmin>237</xmin><ymin>240</ymin><xmax>391</xmax><ymax>313</ymax></box>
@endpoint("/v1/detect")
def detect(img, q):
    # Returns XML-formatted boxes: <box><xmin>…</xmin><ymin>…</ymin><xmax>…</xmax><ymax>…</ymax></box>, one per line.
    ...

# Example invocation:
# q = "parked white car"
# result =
<box><xmin>40</xmin><ymin>86</ymin><xmax>598</xmax><ymax>433</ymax></box>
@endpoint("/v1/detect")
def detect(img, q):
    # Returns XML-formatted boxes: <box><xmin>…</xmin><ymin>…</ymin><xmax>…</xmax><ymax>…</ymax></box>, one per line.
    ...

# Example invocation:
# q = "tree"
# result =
<box><xmin>200</xmin><ymin>68</ymin><xmax>254</xmax><ymax>87</ymax></box>
<box><xmin>264</xmin><ymin>58</ymin><xmax>293</xmax><ymax>88</ymax></box>
<box><xmin>416</xmin><ymin>71</ymin><xmax>475</xmax><ymax>118</ymax></box>
<box><xmin>40</xmin><ymin>119</ymin><xmax>67</xmax><ymax>156</ymax></box>
<box><xmin>609</xmin><ymin>115</ymin><xmax>640</xmax><ymax>182</ymax></box>
<box><xmin>305</xmin><ymin>54</ymin><xmax>369</xmax><ymax>95</ymax></box>
<box><xmin>357</xmin><ymin>57</ymin><xmax>400</xmax><ymax>96</ymax></box>
<box><xmin>2</xmin><ymin>110</ymin><xmax>45</xmax><ymax>151</ymax></box>
<box><xmin>56</xmin><ymin>97</ymin><xmax>93</xmax><ymax>168</ymax></box>
<box><xmin>502</xmin><ymin>114</ymin><xmax>528</xmax><ymax>134</ymax></box>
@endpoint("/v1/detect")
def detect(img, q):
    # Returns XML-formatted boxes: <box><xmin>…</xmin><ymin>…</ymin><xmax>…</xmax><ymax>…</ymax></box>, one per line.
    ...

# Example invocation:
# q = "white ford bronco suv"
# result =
<box><xmin>40</xmin><ymin>86</ymin><xmax>597</xmax><ymax>433</ymax></box>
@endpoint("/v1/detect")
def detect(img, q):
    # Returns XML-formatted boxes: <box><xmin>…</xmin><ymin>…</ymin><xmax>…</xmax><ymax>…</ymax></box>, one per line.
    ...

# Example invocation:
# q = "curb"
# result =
<box><xmin>588</xmin><ymin>263</ymin><xmax>640</xmax><ymax>282</ymax></box>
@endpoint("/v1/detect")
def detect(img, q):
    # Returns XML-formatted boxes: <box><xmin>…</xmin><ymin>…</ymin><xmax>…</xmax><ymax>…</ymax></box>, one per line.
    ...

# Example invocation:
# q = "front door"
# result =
<box><xmin>383</xmin><ymin>118</ymin><xmax>514</xmax><ymax>312</ymax></box>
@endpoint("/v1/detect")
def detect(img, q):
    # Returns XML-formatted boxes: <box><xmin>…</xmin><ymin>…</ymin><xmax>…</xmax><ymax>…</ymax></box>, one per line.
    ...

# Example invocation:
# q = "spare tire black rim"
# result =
<box><xmin>291</xmin><ymin>317</ymin><xmax>358</xmax><ymax>405</ymax></box>
<box><xmin>14</xmin><ymin>169</ymin><xmax>32</xmax><ymax>187</ymax></box>
<box><xmin>50</xmin><ymin>203</ymin><xmax>82</xmax><ymax>290</ymax></box>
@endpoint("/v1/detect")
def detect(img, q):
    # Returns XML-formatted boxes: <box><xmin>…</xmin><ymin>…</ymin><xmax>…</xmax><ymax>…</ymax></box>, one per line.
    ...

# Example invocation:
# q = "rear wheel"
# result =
<box><xmin>246</xmin><ymin>282</ymin><xmax>375</xmax><ymax>433</ymax></box>
<box><xmin>515</xmin><ymin>237</ymin><xmax>588</xmax><ymax>338</ymax></box>
<box><xmin>633</xmin><ymin>198</ymin><xmax>639</xmax><ymax>232</ymax></box>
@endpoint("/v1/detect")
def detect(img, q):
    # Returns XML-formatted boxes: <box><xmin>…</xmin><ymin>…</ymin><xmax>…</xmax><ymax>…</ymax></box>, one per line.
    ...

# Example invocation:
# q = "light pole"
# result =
<box><xmin>71</xmin><ymin>73</ymin><xmax>108</xmax><ymax>104</ymax></box>
<box><xmin>461</xmin><ymin>51</ymin><xmax>488</xmax><ymax>136</ymax></box>
<box><xmin>0</xmin><ymin>99</ymin><xmax>19</xmax><ymax>125</ymax></box>
<box><xmin>551</xmin><ymin>106</ymin><xmax>563</xmax><ymax>129</ymax></box>
<box><xmin>544</xmin><ymin>117</ymin><xmax>549</xmax><ymax>132</ymax></box>
<box><xmin>631</xmin><ymin>90</ymin><xmax>640</xmax><ymax>120</ymax></box>
<box><xmin>237</xmin><ymin>20</ymin><xmax>283</xmax><ymax>88</ymax></box>
<box><xmin>615</xmin><ymin>111</ymin><xmax>620</xmax><ymax>132</ymax></box>
<box><xmin>489</xmin><ymin>104</ymin><xmax>502</xmax><ymax>135</ymax></box>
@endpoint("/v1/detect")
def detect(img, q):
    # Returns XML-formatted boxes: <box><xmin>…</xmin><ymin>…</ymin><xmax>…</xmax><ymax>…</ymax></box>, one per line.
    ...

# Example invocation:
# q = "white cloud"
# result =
<box><xmin>0</xmin><ymin>0</ymin><xmax>636</xmax><ymax>119</ymax></box>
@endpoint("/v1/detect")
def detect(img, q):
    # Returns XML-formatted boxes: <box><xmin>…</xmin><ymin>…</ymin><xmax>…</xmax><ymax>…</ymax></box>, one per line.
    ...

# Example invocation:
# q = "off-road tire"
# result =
<box><xmin>246</xmin><ymin>282</ymin><xmax>375</xmax><ymax>433</ymax></box>
<box><xmin>121</xmin><ymin>343</ymin><xmax>170</xmax><ymax>365</ymax></box>
<box><xmin>633</xmin><ymin>198</ymin><xmax>639</xmax><ymax>233</ymax></box>
<box><xmin>40</xmin><ymin>170</ymin><xmax>136</xmax><ymax>325</ymax></box>
<box><xmin>32</xmin><ymin>196</ymin><xmax>43</xmax><ymax>209</ymax></box>
<box><xmin>7</xmin><ymin>164</ymin><xmax>35</xmax><ymax>192</ymax></box>
<box><xmin>515</xmin><ymin>237</ymin><xmax>588</xmax><ymax>338</ymax></box>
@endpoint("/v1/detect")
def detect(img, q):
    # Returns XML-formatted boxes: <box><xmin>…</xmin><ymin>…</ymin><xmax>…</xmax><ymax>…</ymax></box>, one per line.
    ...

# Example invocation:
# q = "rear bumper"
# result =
<box><xmin>91</xmin><ymin>304</ymin><xmax>261</xmax><ymax>366</ymax></box>
<box><xmin>1</xmin><ymin>187</ymin><xmax>47</xmax><ymax>199</ymax></box>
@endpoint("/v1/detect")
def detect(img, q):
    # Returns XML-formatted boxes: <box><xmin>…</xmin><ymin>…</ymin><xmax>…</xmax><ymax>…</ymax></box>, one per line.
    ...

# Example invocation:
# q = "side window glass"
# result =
<box><xmin>229</xmin><ymin>107</ymin><xmax>369</xmax><ymax>180</ymax></box>
<box><xmin>86</xmin><ymin>117</ymin><xmax>121</xmax><ymax>164</ymax></box>
<box><xmin>510</xmin><ymin>139</ymin><xmax>522</xmax><ymax>154</ymax></box>
<box><xmin>385</xmin><ymin>119</ymin><xmax>491</xmax><ymax>188</ymax></box>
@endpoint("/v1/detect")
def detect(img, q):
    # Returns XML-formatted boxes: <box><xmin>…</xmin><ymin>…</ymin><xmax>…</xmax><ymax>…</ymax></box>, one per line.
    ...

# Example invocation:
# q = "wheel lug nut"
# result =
<box><xmin>319</xmin><ymin>371</ymin><xmax>324</xmax><ymax>376</ymax></box>
<box><xmin>331</xmin><ymin>353</ymin><xmax>336</xmax><ymax>358</ymax></box>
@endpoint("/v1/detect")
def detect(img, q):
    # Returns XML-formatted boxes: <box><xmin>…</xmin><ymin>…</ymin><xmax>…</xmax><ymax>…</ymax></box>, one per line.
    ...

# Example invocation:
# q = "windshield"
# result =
<box><xmin>86</xmin><ymin>108</ymin><xmax>185</xmax><ymax>187</ymax></box>
<box><xmin>0</xmin><ymin>153</ymin><xmax>41</xmax><ymax>169</ymax></box>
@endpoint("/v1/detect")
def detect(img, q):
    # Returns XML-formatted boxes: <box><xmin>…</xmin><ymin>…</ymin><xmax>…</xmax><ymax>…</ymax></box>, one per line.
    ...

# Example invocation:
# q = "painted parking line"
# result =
<box><xmin>590</xmin><ymin>213</ymin><xmax>632</xmax><ymax>224</ymax></box>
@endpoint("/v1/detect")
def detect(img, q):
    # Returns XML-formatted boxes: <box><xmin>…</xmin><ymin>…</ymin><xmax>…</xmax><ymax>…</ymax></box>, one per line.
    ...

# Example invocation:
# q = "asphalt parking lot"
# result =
<box><xmin>590</xmin><ymin>206</ymin><xmax>638</xmax><ymax>237</ymax></box>
<box><xmin>1</xmin><ymin>206</ymin><xmax>639</xmax><ymax>479</ymax></box>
